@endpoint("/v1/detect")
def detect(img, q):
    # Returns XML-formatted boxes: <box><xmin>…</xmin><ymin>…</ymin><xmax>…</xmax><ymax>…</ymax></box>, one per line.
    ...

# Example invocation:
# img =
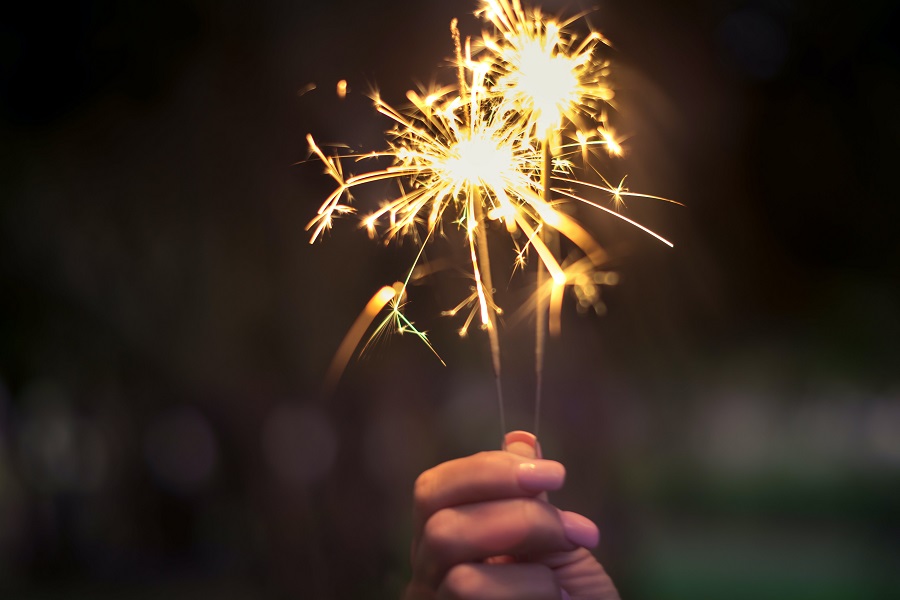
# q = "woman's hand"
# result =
<box><xmin>404</xmin><ymin>431</ymin><xmax>620</xmax><ymax>600</ymax></box>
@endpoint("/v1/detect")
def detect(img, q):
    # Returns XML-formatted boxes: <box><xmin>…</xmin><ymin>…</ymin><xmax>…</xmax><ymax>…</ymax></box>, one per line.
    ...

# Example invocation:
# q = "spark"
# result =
<box><xmin>298</xmin><ymin>82</ymin><xmax>317</xmax><ymax>97</ymax></box>
<box><xmin>307</xmin><ymin>71</ymin><xmax>571</xmax><ymax>341</ymax></box>
<box><xmin>306</xmin><ymin>0</ymin><xmax>677</xmax><ymax>419</ymax></box>
<box><xmin>478</xmin><ymin>0</ymin><xmax>614</xmax><ymax>136</ymax></box>
<box><xmin>323</xmin><ymin>284</ymin><xmax>397</xmax><ymax>395</ymax></box>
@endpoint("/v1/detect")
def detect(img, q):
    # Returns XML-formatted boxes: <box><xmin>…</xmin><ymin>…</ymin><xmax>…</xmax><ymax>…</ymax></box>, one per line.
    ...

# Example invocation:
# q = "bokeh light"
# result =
<box><xmin>143</xmin><ymin>404</ymin><xmax>217</xmax><ymax>495</ymax></box>
<box><xmin>261</xmin><ymin>402</ymin><xmax>338</xmax><ymax>487</ymax></box>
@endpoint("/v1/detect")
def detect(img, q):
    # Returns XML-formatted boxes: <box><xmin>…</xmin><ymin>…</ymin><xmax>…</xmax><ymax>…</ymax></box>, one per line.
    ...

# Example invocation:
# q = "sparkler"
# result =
<box><xmin>307</xmin><ymin>0</ymin><xmax>678</xmax><ymax>434</ymax></box>
<box><xmin>477</xmin><ymin>0</ymin><xmax>617</xmax><ymax>432</ymax></box>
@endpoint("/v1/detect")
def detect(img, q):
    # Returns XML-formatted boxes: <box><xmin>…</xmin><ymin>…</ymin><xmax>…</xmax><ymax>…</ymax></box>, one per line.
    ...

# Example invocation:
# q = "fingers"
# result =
<box><xmin>413</xmin><ymin>451</ymin><xmax>565</xmax><ymax>533</ymax></box>
<box><xmin>437</xmin><ymin>563</ymin><xmax>564</xmax><ymax>600</ymax></box>
<box><xmin>407</xmin><ymin>432</ymin><xmax>615</xmax><ymax>599</ymax></box>
<box><xmin>414</xmin><ymin>497</ymin><xmax>596</xmax><ymax>589</ymax></box>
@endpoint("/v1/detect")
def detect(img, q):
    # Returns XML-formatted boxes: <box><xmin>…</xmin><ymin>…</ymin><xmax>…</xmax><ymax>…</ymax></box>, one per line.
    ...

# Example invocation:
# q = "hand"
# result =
<box><xmin>404</xmin><ymin>431</ymin><xmax>621</xmax><ymax>600</ymax></box>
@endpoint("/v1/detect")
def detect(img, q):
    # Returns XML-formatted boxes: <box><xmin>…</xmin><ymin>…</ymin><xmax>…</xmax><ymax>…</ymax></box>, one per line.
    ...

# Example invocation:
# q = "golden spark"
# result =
<box><xmin>306</xmin><ymin>0</ymin><xmax>678</xmax><ymax>434</ymax></box>
<box><xmin>478</xmin><ymin>0</ymin><xmax>614</xmax><ymax>136</ymax></box>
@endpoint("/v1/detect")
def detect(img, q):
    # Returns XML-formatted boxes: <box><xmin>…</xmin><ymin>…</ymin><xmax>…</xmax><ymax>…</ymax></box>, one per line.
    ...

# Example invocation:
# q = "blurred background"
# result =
<box><xmin>1</xmin><ymin>0</ymin><xmax>899</xmax><ymax>598</ymax></box>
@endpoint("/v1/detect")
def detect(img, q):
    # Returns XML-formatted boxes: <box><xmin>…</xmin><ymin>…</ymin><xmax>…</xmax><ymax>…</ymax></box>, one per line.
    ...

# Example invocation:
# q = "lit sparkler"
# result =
<box><xmin>307</xmin><ymin>0</ymin><xmax>677</xmax><ymax>433</ymax></box>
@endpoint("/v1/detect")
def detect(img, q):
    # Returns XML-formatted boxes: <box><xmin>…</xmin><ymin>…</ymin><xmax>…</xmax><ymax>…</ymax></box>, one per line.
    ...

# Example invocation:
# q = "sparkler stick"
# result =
<box><xmin>452</xmin><ymin>18</ymin><xmax>507</xmax><ymax>437</ymax></box>
<box><xmin>477</xmin><ymin>0</ymin><xmax>616</xmax><ymax>433</ymax></box>
<box><xmin>534</xmin><ymin>134</ymin><xmax>551</xmax><ymax>437</ymax></box>
<box><xmin>471</xmin><ymin>189</ymin><xmax>506</xmax><ymax>435</ymax></box>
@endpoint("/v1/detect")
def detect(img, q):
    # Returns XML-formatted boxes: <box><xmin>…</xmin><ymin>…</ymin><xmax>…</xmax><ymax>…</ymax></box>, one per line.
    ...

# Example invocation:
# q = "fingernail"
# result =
<box><xmin>516</xmin><ymin>460</ymin><xmax>565</xmax><ymax>491</ymax></box>
<box><xmin>503</xmin><ymin>430</ymin><xmax>542</xmax><ymax>459</ymax></box>
<box><xmin>560</xmin><ymin>511</ymin><xmax>599</xmax><ymax>548</ymax></box>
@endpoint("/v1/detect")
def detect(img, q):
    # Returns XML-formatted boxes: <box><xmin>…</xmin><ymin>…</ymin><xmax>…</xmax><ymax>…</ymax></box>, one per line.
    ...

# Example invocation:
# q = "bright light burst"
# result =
<box><xmin>307</xmin><ymin>0</ymin><xmax>678</xmax><ymax>417</ymax></box>
<box><xmin>478</xmin><ymin>0</ymin><xmax>613</xmax><ymax>135</ymax></box>
<box><xmin>308</xmin><ymin>72</ymin><xmax>547</xmax><ymax>340</ymax></box>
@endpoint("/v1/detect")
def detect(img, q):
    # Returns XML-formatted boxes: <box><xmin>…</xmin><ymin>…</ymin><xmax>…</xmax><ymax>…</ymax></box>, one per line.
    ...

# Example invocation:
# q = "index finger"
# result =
<box><xmin>412</xmin><ymin>451</ymin><xmax>566</xmax><ymax>533</ymax></box>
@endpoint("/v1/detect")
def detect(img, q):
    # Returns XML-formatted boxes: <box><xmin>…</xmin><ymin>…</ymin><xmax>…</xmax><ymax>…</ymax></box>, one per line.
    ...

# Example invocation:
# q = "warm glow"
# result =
<box><xmin>440</xmin><ymin>135</ymin><xmax>514</xmax><ymax>190</ymax></box>
<box><xmin>480</xmin><ymin>0</ymin><xmax>614</xmax><ymax>136</ymax></box>
<box><xmin>497</xmin><ymin>34</ymin><xmax>579</xmax><ymax>131</ymax></box>
<box><xmin>306</xmin><ymin>0</ymin><xmax>677</xmax><ymax>399</ymax></box>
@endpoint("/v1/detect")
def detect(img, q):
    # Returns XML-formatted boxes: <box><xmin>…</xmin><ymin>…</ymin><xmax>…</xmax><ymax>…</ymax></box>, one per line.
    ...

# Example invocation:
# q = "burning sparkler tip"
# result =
<box><xmin>310</xmin><ymin>0</ymin><xmax>677</xmax><ymax>386</ymax></box>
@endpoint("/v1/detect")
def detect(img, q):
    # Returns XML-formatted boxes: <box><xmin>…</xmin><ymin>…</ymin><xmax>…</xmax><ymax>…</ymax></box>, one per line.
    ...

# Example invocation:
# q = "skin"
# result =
<box><xmin>405</xmin><ymin>432</ymin><xmax>621</xmax><ymax>600</ymax></box>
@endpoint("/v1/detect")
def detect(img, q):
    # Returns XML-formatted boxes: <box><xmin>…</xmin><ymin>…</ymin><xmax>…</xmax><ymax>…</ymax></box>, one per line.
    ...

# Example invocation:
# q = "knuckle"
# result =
<box><xmin>440</xmin><ymin>563</ymin><xmax>483</xmax><ymax>599</ymax></box>
<box><xmin>422</xmin><ymin>507</ymin><xmax>460</xmax><ymax>553</ymax></box>
<box><xmin>515</xmin><ymin>498</ymin><xmax>558</xmax><ymax>545</ymax></box>
<box><xmin>477</xmin><ymin>451</ymin><xmax>517</xmax><ymax>483</ymax></box>
<box><xmin>478</xmin><ymin>449</ymin><xmax>512</xmax><ymax>467</ymax></box>
<box><xmin>473</xmin><ymin>450</ymin><xmax>496</xmax><ymax>461</ymax></box>
<box><xmin>413</xmin><ymin>468</ymin><xmax>437</xmax><ymax>511</ymax></box>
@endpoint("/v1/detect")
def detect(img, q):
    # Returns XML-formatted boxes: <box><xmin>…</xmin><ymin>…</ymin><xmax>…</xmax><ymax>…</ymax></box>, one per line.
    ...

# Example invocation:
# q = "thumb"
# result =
<box><xmin>502</xmin><ymin>430</ymin><xmax>542</xmax><ymax>459</ymax></box>
<box><xmin>502</xmin><ymin>431</ymin><xmax>549</xmax><ymax>502</ymax></box>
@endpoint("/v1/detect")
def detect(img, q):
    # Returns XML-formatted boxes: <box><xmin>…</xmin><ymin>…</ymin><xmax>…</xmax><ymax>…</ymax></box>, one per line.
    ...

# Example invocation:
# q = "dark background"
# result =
<box><xmin>1</xmin><ymin>0</ymin><xmax>899</xmax><ymax>598</ymax></box>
